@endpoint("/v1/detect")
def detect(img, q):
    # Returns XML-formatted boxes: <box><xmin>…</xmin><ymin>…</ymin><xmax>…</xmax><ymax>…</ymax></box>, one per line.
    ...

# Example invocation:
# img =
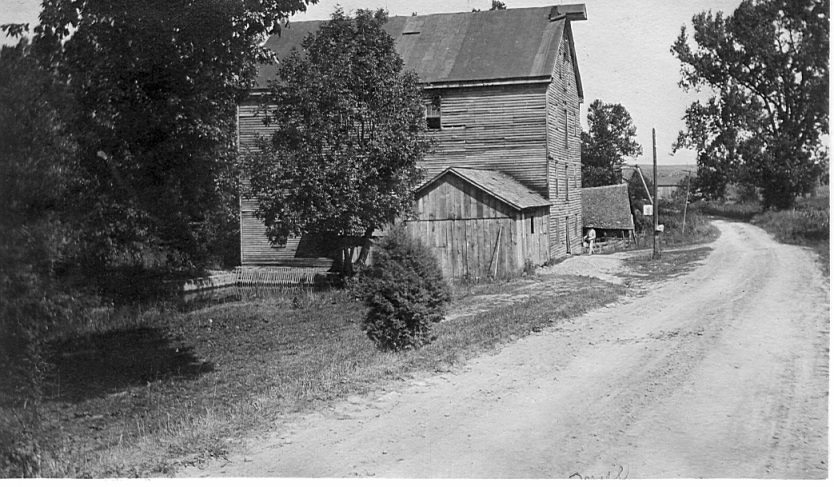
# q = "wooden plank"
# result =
<box><xmin>513</xmin><ymin>216</ymin><xmax>522</xmax><ymax>272</ymax></box>
<box><xmin>505</xmin><ymin>219</ymin><xmax>515</xmax><ymax>277</ymax></box>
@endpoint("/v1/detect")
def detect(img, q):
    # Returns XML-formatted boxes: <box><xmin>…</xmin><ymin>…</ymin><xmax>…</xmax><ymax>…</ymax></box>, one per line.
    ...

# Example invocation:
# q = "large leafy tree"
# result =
<box><xmin>581</xmin><ymin>99</ymin><xmax>643</xmax><ymax>187</ymax></box>
<box><xmin>245</xmin><ymin>8</ymin><xmax>430</xmax><ymax>276</ymax></box>
<box><xmin>3</xmin><ymin>0</ymin><xmax>312</xmax><ymax>273</ymax></box>
<box><xmin>672</xmin><ymin>0</ymin><xmax>828</xmax><ymax>209</ymax></box>
<box><xmin>0</xmin><ymin>39</ymin><xmax>79</xmax><ymax>478</ymax></box>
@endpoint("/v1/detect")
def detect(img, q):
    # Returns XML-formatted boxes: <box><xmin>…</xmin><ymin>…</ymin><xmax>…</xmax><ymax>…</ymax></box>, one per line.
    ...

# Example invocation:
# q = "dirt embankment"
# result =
<box><xmin>183</xmin><ymin>220</ymin><xmax>828</xmax><ymax>479</ymax></box>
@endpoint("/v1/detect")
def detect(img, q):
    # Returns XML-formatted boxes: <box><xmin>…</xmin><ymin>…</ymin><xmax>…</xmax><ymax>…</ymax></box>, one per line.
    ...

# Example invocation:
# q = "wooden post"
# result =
<box><xmin>489</xmin><ymin>226</ymin><xmax>502</xmax><ymax>279</ymax></box>
<box><xmin>652</xmin><ymin>128</ymin><xmax>660</xmax><ymax>260</ymax></box>
<box><xmin>681</xmin><ymin>170</ymin><xmax>692</xmax><ymax>237</ymax></box>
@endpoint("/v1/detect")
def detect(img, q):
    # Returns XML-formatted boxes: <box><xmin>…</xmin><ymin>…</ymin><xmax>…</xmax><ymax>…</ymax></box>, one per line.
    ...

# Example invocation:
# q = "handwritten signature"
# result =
<box><xmin>569</xmin><ymin>464</ymin><xmax>629</xmax><ymax>479</ymax></box>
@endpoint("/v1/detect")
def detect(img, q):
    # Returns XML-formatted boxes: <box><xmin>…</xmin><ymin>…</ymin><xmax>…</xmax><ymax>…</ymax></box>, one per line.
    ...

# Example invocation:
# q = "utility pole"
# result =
<box><xmin>652</xmin><ymin>128</ymin><xmax>660</xmax><ymax>260</ymax></box>
<box><xmin>681</xmin><ymin>169</ymin><xmax>692</xmax><ymax>237</ymax></box>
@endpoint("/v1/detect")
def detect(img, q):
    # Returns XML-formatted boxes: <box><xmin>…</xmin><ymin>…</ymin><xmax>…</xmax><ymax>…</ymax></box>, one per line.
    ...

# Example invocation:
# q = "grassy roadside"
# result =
<box><xmin>38</xmin><ymin>274</ymin><xmax>623</xmax><ymax>477</ymax></box>
<box><xmin>695</xmin><ymin>194</ymin><xmax>829</xmax><ymax>276</ymax></box>
<box><xmin>601</xmin><ymin>203</ymin><xmax>719</xmax><ymax>256</ymax></box>
<box><xmin>751</xmin><ymin>201</ymin><xmax>829</xmax><ymax>276</ymax></box>
<box><xmin>620</xmin><ymin>247</ymin><xmax>714</xmax><ymax>286</ymax></box>
<box><xmin>27</xmin><ymin>197</ymin><xmax>727</xmax><ymax>477</ymax></box>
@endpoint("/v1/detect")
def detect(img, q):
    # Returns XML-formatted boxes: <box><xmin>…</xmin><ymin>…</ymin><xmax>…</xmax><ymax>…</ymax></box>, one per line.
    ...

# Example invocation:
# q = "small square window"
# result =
<box><xmin>426</xmin><ymin>96</ymin><xmax>441</xmax><ymax>130</ymax></box>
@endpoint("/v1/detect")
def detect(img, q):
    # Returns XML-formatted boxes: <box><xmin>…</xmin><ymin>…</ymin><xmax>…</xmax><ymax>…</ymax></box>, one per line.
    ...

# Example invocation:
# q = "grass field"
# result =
<box><xmin>37</xmin><ymin>273</ymin><xmax>623</xmax><ymax>477</ymax></box>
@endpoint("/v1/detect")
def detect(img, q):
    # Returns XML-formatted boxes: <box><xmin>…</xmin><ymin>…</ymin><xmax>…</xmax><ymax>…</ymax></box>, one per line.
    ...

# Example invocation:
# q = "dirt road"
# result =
<box><xmin>186</xmin><ymin>220</ymin><xmax>828</xmax><ymax>478</ymax></box>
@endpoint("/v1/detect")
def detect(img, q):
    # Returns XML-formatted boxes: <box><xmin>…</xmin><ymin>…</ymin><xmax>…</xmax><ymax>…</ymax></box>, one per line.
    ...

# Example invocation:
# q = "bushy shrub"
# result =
<box><xmin>355</xmin><ymin>226</ymin><xmax>451</xmax><ymax>351</ymax></box>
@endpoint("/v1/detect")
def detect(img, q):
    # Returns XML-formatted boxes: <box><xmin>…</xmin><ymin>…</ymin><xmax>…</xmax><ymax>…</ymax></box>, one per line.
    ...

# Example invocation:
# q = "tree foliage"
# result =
<box><xmin>3</xmin><ymin>0</ymin><xmax>312</xmax><ymax>274</ymax></box>
<box><xmin>581</xmin><ymin>99</ymin><xmax>643</xmax><ymax>187</ymax></box>
<box><xmin>0</xmin><ymin>39</ymin><xmax>78</xmax><ymax>478</ymax></box>
<box><xmin>672</xmin><ymin>0</ymin><xmax>828</xmax><ymax>209</ymax></box>
<box><xmin>0</xmin><ymin>1</ymin><xmax>313</xmax><ymax>473</ymax></box>
<box><xmin>245</xmin><ymin>8</ymin><xmax>430</xmax><ymax>275</ymax></box>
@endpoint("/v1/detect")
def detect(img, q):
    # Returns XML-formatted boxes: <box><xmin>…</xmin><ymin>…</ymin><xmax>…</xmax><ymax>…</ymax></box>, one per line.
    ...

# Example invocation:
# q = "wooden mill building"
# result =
<box><xmin>238</xmin><ymin>4</ymin><xmax>588</xmax><ymax>279</ymax></box>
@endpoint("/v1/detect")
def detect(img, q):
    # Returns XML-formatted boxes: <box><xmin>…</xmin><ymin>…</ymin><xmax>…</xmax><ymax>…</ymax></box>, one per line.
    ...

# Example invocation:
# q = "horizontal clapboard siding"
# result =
<box><xmin>238</xmin><ymin>101</ymin><xmax>276</xmax><ymax>153</ymax></box>
<box><xmin>240</xmin><ymin>209</ymin><xmax>332</xmax><ymax>267</ymax></box>
<box><xmin>422</xmin><ymin>84</ymin><xmax>549</xmax><ymax>196</ymax></box>
<box><xmin>546</xmin><ymin>26</ymin><xmax>583</xmax><ymax>258</ymax></box>
<box><xmin>237</xmin><ymin>101</ymin><xmax>334</xmax><ymax>266</ymax></box>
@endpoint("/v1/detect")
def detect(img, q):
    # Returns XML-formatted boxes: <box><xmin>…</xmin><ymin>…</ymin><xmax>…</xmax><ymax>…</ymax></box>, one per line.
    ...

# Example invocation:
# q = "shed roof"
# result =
<box><xmin>256</xmin><ymin>5</ymin><xmax>585</xmax><ymax>92</ymax></box>
<box><xmin>418</xmin><ymin>167</ymin><xmax>551</xmax><ymax>211</ymax></box>
<box><xmin>581</xmin><ymin>184</ymin><xmax>634</xmax><ymax>230</ymax></box>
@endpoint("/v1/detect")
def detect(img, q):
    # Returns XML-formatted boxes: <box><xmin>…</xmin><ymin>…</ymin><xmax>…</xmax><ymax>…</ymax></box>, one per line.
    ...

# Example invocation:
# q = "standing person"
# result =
<box><xmin>585</xmin><ymin>228</ymin><xmax>596</xmax><ymax>255</ymax></box>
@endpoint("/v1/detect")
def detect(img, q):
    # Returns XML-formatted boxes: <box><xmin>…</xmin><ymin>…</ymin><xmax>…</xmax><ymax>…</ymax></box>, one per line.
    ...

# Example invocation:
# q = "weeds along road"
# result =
<box><xmin>186</xmin><ymin>220</ymin><xmax>829</xmax><ymax>478</ymax></box>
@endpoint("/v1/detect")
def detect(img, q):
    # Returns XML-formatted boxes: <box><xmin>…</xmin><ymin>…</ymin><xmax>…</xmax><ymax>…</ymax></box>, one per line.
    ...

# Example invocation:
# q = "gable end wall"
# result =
<box><xmin>546</xmin><ymin>25</ymin><xmax>583</xmax><ymax>258</ymax></box>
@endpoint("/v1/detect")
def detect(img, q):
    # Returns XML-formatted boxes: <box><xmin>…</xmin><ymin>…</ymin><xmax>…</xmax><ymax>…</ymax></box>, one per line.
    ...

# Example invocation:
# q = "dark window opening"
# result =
<box><xmin>426</xmin><ymin>96</ymin><xmax>441</xmax><ymax>130</ymax></box>
<box><xmin>530</xmin><ymin>216</ymin><xmax>535</xmax><ymax>234</ymax></box>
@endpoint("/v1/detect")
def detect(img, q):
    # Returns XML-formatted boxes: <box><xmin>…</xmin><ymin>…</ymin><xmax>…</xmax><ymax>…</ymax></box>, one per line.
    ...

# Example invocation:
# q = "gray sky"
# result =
<box><xmin>1</xmin><ymin>0</ymin><xmax>744</xmax><ymax>166</ymax></box>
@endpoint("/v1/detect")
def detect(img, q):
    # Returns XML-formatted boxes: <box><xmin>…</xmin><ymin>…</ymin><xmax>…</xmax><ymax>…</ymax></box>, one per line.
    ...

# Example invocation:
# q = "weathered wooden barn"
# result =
<box><xmin>238</xmin><ymin>5</ymin><xmax>588</xmax><ymax>278</ymax></box>
<box><xmin>407</xmin><ymin>168</ymin><xmax>550</xmax><ymax>279</ymax></box>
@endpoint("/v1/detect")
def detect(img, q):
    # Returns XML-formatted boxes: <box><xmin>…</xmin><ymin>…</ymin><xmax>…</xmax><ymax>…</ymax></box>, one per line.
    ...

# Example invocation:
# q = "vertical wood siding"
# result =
<box><xmin>546</xmin><ymin>25</ymin><xmax>584</xmax><ymax>259</ymax></box>
<box><xmin>406</xmin><ymin>174</ymin><xmax>548</xmax><ymax>280</ymax></box>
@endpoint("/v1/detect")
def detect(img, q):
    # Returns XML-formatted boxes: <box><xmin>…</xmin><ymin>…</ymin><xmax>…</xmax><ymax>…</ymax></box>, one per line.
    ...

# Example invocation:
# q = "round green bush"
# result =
<box><xmin>356</xmin><ymin>226</ymin><xmax>451</xmax><ymax>351</ymax></box>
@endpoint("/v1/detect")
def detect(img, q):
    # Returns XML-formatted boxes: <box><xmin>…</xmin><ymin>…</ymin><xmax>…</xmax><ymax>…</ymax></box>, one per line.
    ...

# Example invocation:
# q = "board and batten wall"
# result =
<box><xmin>405</xmin><ymin>173</ymin><xmax>549</xmax><ymax>280</ymax></box>
<box><xmin>546</xmin><ymin>24</ymin><xmax>584</xmax><ymax>258</ymax></box>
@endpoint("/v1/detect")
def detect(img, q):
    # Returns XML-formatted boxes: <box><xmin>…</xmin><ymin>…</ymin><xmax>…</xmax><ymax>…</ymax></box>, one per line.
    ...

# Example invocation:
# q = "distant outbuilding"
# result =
<box><xmin>622</xmin><ymin>165</ymin><xmax>695</xmax><ymax>200</ymax></box>
<box><xmin>581</xmin><ymin>183</ymin><xmax>634</xmax><ymax>236</ymax></box>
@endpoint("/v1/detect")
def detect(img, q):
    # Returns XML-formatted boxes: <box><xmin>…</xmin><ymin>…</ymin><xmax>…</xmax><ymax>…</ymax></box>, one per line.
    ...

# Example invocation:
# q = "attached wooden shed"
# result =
<box><xmin>405</xmin><ymin>167</ymin><xmax>550</xmax><ymax>281</ymax></box>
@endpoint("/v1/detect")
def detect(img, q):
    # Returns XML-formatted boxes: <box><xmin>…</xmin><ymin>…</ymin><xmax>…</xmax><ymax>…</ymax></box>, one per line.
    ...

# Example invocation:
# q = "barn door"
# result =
<box><xmin>565</xmin><ymin>216</ymin><xmax>571</xmax><ymax>254</ymax></box>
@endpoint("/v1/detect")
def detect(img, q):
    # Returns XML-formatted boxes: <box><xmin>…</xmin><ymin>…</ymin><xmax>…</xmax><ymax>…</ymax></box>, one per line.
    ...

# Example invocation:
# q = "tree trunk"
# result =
<box><xmin>356</xmin><ymin>226</ymin><xmax>375</xmax><ymax>268</ymax></box>
<box><xmin>341</xmin><ymin>247</ymin><xmax>355</xmax><ymax>277</ymax></box>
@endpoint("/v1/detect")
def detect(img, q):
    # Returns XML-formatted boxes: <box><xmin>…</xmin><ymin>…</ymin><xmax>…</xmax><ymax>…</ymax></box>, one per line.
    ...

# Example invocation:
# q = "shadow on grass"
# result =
<box><xmin>45</xmin><ymin>327</ymin><xmax>213</xmax><ymax>403</ymax></box>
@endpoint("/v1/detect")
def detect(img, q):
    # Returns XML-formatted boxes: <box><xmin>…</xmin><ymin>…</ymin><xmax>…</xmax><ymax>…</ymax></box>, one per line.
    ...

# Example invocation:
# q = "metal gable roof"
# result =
<box><xmin>384</xmin><ymin>7</ymin><xmax>562</xmax><ymax>85</ymax></box>
<box><xmin>581</xmin><ymin>184</ymin><xmax>635</xmax><ymax>230</ymax></box>
<box><xmin>418</xmin><ymin>167</ymin><xmax>551</xmax><ymax>211</ymax></box>
<box><xmin>255</xmin><ymin>5</ymin><xmax>586</xmax><ymax>88</ymax></box>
